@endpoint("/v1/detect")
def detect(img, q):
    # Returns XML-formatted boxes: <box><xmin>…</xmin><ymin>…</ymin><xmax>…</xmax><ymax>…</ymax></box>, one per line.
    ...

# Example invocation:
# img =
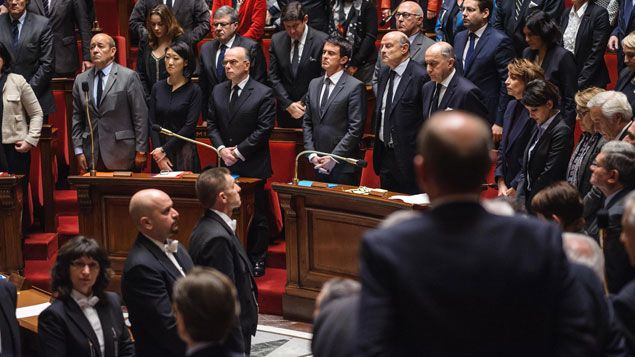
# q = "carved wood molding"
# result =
<box><xmin>0</xmin><ymin>188</ymin><xmax>16</xmax><ymax>209</ymax></box>
<box><xmin>76</xmin><ymin>186</ymin><xmax>92</xmax><ymax>211</ymax></box>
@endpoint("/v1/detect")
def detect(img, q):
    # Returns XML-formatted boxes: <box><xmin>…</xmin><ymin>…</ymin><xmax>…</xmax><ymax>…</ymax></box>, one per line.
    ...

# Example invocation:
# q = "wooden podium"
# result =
<box><xmin>68</xmin><ymin>173</ymin><xmax>261</xmax><ymax>291</ymax></box>
<box><xmin>0</xmin><ymin>175</ymin><xmax>24</xmax><ymax>274</ymax></box>
<box><xmin>273</xmin><ymin>182</ymin><xmax>427</xmax><ymax>321</ymax></box>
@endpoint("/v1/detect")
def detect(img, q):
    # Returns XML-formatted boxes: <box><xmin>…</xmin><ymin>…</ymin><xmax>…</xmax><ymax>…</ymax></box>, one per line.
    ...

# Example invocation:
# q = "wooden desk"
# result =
<box><xmin>68</xmin><ymin>173</ymin><xmax>261</xmax><ymax>292</ymax></box>
<box><xmin>16</xmin><ymin>288</ymin><xmax>50</xmax><ymax>333</ymax></box>
<box><xmin>0</xmin><ymin>175</ymin><xmax>24</xmax><ymax>273</ymax></box>
<box><xmin>273</xmin><ymin>182</ymin><xmax>427</xmax><ymax>321</ymax></box>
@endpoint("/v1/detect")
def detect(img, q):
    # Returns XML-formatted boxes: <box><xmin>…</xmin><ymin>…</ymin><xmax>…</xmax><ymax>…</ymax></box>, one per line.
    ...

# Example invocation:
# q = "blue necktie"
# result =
<box><xmin>216</xmin><ymin>45</ymin><xmax>227</xmax><ymax>82</ymax></box>
<box><xmin>464</xmin><ymin>33</ymin><xmax>477</xmax><ymax>74</ymax></box>
<box><xmin>11</xmin><ymin>20</ymin><xmax>18</xmax><ymax>50</ymax></box>
<box><xmin>96</xmin><ymin>70</ymin><xmax>104</xmax><ymax>107</ymax></box>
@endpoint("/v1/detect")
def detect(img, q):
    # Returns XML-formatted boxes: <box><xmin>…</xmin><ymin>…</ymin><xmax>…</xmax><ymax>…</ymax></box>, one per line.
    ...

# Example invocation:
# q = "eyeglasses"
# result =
<box><xmin>395</xmin><ymin>11</ymin><xmax>421</xmax><ymax>19</ymax></box>
<box><xmin>70</xmin><ymin>260</ymin><xmax>100</xmax><ymax>270</ymax></box>
<box><xmin>214</xmin><ymin>22</ymin><xmax>235</xmax><ymax>28</ymax></box>
<box><xmin>222</xmin><ymin>59</ymin><xmax>248</xmax><ymax>66</ymax></box>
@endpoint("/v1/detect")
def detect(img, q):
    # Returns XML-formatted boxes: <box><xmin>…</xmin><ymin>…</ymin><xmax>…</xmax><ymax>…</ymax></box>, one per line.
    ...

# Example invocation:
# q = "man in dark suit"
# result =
<box><xmin>614</xmin><ymin>191</ymin><xmax>635</xmax><ymax>353</ymax></box>
<box><xmin>0</xmin><ymin>279</ymin><xmax>20</xmax><ymax>357</ymax></box>
<box><xmin>208</xmin><ymin>46</ymin><xmax>275</xmax><ymax>276</ymax></box>
<box><xmin>189</xmin><ymin>168</ymin><xmax>259</xmax><ymax>355</ymax></box>
<box><xmin>277</xmin><ymin>0</ymin><xmax>328</xmax><ymax>33</ymax></box>
<box><xmin>71</xmin><ymin>33</ymin><xmax>148</xmax><ymax>173</ymax></box>
<box><xmin>494</xmin><ymin>0</ymin><xmax>563</xmax><ymax>54</ymax></box>
<box><xmin>422</xmin><ymin>42</ymin><xmax>488</xmax><ymax>121</ymax></box>
<box><xmin>586</xmin><ymin>141</ymin><xmax>635</xmax><ymax>293</ymax></box>
<box><xmin>269</xmin><ymin>1</ymin><xmax>328</xmax><ymax>128</ymax></box>
<box><xmin>373</xmin><ymin>31</ymin><xmax>429</xmax><ymax>194</ymax></box>
<box><xmin>303</xmin><ymin>35</ymin><xmax>366</xmax><ymax>185</ymax></box>
<box><xmin>200</xmin><ymin>6</ymin><xmax>267</xmax><ymax>120</ymax></box>
<box><xmin>27</xmin><ymin>0</ymin><xmax>92</xmax><ymax>76</ymax></box>
<box><xmin>122</xmin><ymin>188</ymin><xmax>194</xmax><ymax>357</ymax></box>
<box><xmin>356</xmin><ymin>110</ymin><xmax>598</xmax><ymax>355</ymax></box>
<box><xmin>0</xmin><ymin>1</ymin><xmax>55</xmax><ymax>117</ymax></box>
<box><xmin>372</xmin><ymin>1</ymin><xmax>435</xmax><ymax>94</ymax></box>
<box><xmin>129</xmin><ymin>0</ymin><xmax>210</xmax><ymax>45</ymax></box>
<box><xmin>454</xmin><ymin>0</ymin><xmax>513</xmax><ymax>137</ymax></box>
<box><xmin>589</xmin><ymin>91</ymin><xmax>634</xmax><ymax>141</ymax></box>
<box><xmin>608</xmin><ymin>0</ymin><xmax>635</xmax><ymax>71</ymax></box>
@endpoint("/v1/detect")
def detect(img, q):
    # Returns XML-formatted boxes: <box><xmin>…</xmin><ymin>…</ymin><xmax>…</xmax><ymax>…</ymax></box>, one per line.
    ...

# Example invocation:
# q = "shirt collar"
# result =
<box><xmin>571</xmin><ymin>2</ymin><xmax>588</xmax><ymax>17</ymax></box>
<box><xmin>71</xmin><ymin>289</ymin><xmax>94</xmax><ymax>303</ymax></box>
<box><xmin>440</xmin><ymin>68</ymin><xmax>456</xmax><ymax>87</ymax></box>
<box><xmin>232</xmin><ymin>74</ymin><xmax>249</xmax><ymax>90</ymax></box>
<box><xmin>618</xmin><ymin>121</ymin><xmax>633</xmax><ymax>139</ymax></box>
<box><xmin>393</xmin><ymin>58</ymin><xmax>410</xmax><ymax>77</ymax></box>
<box><xmin>96</xmin><ymin>61</ymin><xmax>114</xmax><ymax>76</ymax></box>
<box><xmin>210</xmin><ymin>209</ymin><xmax>236</xmax><ymax>231</ymax></box>
<box><xmin>539</xmin><ymin>110</ymin><xmax>560</xmax><ymax>130</ymax></box>
<box><xmin>325</xmin><ymin>69</ymin><xmax>344</xmax><ymax>86</ymax></box>
<box><xmin>11</xmin><ymin>11</ymin><xmax>26</xmax><ymax>24</ymax></box>
<box><xmin>408</xmin><ymin>32</ymin><xmax>419</xmax><ymax>44</ymax></box>
<box><xmin>605</xmin><ymin>188</ymin><xmax>623</xmax><ymax>207</ymax></box>
<box><xmin>143</xmin><ymin>233</ymin><xmax>168</xmax><ymax>248</ymax></box>
<box><xmin>471</xmin><ymin>24</ymin><xmax>487</xmax><ymax>38</ymax></box>
<box><xmin>299</xmin><ymin>24</ymin><xmax>309</xmax><ymax>46</ymax></box>
<box><xmin>223</xmin><ymin>35</ymin><xmax>236</xmax><ymax>48</ymax></box>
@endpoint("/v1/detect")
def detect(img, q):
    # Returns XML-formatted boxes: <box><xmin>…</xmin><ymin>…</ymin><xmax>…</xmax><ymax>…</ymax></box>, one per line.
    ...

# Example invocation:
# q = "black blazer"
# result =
<box><xmin>612</xmin><ymin>0</ymin><xmax>635</xmax><ymax>40</ymax></box>
<box><xmin>522</xmin><ymin>46</ymin><xmax>578</xmax><ymax>126</ymax></box>
<box><xmin>517</xmin><ymin>113</ymin><xmax>574</xmax><ymax>209</ymax></box>
<box><xmin>454</xmin><ymin>26</ymin><xmax>515</xmax><ymax>126</ymax></box>
<box><xmin>494</xmin><ymin>0</ymin><xmax>564</xmax><ymax>54</ymax></box>
<box><xmin>0</xmin><ymin>12</ymin><xmax>55</xmax><ymax>114</ymax></box>
<box><xmin>495</xmin><ymin>100</ymin><xmax>536</xmax><ymax>189</ymax></box>
<box><xmin>303</xmin><ymin>72</ymin><xmax>366</xmax><ymax>174</ymax></box>
<box><xmin>356</xmin><ymin>202</ymin><xmax>598</xmax><ymax>355</ymax></box>
<box><xmin>207</xmin><ymin>77</ymin><xmax>275</xmax><ymax>179</ymax></box>
<box><xmin>560</xmin><ymin>3</ymin><xmax>611</xmax><ymax>89</ymax></box>
<box><xmin>373</xmin><ymin>60</ymin><xmax>429</xmax><ymax>194</ymax></box>
<box><xmin>128</xmin><ymin>0</ymin><xmax>210</xmax><ymax>44</ymax></box>
<box><xmin>199</xmin><ymin>34</ymin><xmax>268</xmax><ymax>120</ymax></box>
<box><xmin>269</xmin><ymin>26</ymin><xmax>328</xmax><ymax>128</ymax></box>
<box><xmin>121</xmin><ymin>233</ymin><xmax>194</xmax><ymax>357</ymax></box>
<box><xmin>567</xmin><ymin>133</ymin><xmax>605</xmax><ymax>197</ymax></box>
<box><xmin>615</xmin><ymin>67</ymin><xmax>635</xmax><ymax>110</ymax></box>
<box><xmin>421</xmin><ymin>72</ymin><xmax>488</xmax><ymax>121</ymax></box>
<box><xmin>38</xmin><ymin>292</ymin><xmax>135</xmax><ymax>357</ymax></box>
<box><xmin>613</xmin><ymin>279</ymin><xmax>635</xmax><ymax>354</ymax></box>
<box><xmin>189</xmin><ymin>210</ymin><xmax>259</xmax><ymax>353</ymax></box>
<box><xmin>0</xmin><ymin>280</ymin><xmax>20</xmax><ymax>357</ymax></box>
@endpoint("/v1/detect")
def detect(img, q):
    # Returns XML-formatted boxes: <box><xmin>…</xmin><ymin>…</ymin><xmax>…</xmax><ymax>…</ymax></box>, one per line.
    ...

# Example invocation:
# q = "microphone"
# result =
<box><xmin>152</xmin><ymin>124</ymin><xmax>220</xmax><ymax>164</ymax></box>
<box><xmin>293</xmin><ymin>150</ymin><xmax>367</xmax><ymax>184</ymax></box>
<box><xmin>81</xmin><ymin>81</ymin><xmax>96</xmax><ymax>176</ymax></box>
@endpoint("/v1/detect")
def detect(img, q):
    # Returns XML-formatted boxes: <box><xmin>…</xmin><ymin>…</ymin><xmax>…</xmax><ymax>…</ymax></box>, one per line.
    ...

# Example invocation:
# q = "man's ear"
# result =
<box><xmin>551</xmin><ymin>214</ymin><xmax>562</xmax><ymax>225</ymax></box>
<box><xmin>140</xmin><ymin>216</ymin><xmax>152</xmax><ymax>230</ymax></box>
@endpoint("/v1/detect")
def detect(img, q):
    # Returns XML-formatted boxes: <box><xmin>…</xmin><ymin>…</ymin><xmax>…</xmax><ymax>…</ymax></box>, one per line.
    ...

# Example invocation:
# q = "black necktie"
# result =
<box><xmin>96</xmin><ymin>70</ymin><xmax>104</xmax><ymax>107</ymax></box>
<box><xmin>11</xmin><ymin>20</ymin><xmax>19</xmax><ymax>50</ymax></box>
<box><xmin>464</xmin><ymin>32</ymin><xmax>477</xmax><ymax>74</ymax></box>
<box><xmin>216</xmin><ymin>45</ymin><xmax>227</xmax><ymax>81</ymax></box>
<box><xmin>382</xmin><ymin>70</ymin><xmax>396</xmax><ymax>144</ymax></box>
<box><xmin>291</xmin><ymin>40</ymin><xmax>300</xmax><ymax>77</ymax></box>
<box><xmin>430</xmin><ymin>83</ymin><xmax>442</xmax><ymax>115</ymax></box>
<box><xmin>42</xmin><ymin>0</ymin><xmax>50</xmax><ymax>17</ymax></box>
<box><xmin>320</xmin><ymin>78</ymin><xmax>331</xmax><ymax>112</ymax></box>
<box><xmin>230</xmin><ymin>85</ymin><xmax>240</xmax><ymax>112</ymax></box>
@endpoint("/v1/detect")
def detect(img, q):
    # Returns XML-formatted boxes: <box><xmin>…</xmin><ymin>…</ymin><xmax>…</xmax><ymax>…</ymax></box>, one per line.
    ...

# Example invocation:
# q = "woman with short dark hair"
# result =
<box><xmin>38</xmin><ymin>236</ymin><xmax>134</xmax><ymax>357</ymax></box>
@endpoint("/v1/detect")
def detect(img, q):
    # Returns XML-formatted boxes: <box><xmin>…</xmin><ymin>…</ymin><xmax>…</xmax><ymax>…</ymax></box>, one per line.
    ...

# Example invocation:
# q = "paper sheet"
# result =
<box><xmin>388</xmin><ymin>193</ymin><xmax>430</xmax><ymax>205</ymax></box>
<box><xmin>16</xmin><ymin>302</ymin><xmax>51</xmax><ymax>319</ymax></box>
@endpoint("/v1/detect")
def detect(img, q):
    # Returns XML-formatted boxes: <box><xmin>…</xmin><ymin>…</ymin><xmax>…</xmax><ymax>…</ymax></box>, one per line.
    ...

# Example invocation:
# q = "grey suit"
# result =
<box><xmin>303</xmin><ymin>72</ymin><xmax>366</xmax><ymax>185</ymax></box>
<box><xmin>0</xmin><ymin>12</ymin><xmax>55</xmax><ymax>114</ymax></box>
<box><xmin>71</xmin><ymin>63</ymin><xmax>149</xmax><ymax>171</ymax></box>
<box><xmin>372</xmin><ymin>31</ymin><xmax>434</xmax><ymax>95</ymax></box>
<box><xmin>129</xmin><ymin>0</ymin><xmax>210</xmax><ymax>45</ymax></box>
<box><xmin>27</xmin><ymin>0</ymin><xmax>92</xmax><ymax>75</ymax></box>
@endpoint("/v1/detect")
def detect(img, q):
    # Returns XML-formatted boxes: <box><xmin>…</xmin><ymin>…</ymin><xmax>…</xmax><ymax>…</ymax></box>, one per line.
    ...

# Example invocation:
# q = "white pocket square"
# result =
<box><xmin>529</xmin><ymin>1</ymin><xmax>538</xmax><ymax>7</ymax></box>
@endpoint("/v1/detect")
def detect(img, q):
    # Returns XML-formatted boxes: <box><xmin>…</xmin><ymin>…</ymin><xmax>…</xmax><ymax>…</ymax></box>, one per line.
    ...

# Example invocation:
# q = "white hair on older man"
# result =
<box><xmin>586</xmin><ymin>90</ymin><xmax>633</xmax><ymax>121</ymax></box>
<box><xmin>562</xmin><ymin>232</ymin><xmax>605</xmax><ymax>284</ymax></box>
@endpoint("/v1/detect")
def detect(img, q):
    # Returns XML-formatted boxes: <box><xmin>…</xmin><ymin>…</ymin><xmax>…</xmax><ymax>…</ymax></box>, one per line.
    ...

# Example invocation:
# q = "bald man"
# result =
<box><xmin>357</xmin><ymin>111</ymin><xmax>597</xmax><ymax>354</ymax></box>
<box><xmin>71</xmin><ymin>33</ymin><xmax>148</xmax><ymax>173</ymax></box>
<box><xmin>121</xmin><ymin>189</ymin><xmax>194</xmax><ymax>357</ymax></box>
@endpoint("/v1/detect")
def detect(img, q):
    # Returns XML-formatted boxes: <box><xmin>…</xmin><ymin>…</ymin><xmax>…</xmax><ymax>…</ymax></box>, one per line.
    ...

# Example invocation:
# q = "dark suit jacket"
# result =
<box><xmin>616</xmin><ymin>67</ymin><xmax>635</xmax><ymax>109</ymax></box>
<box><xmin>0</xmin><ymin>12</ymin><xmax>55</xmax><ymax>114</ymax></box>
<box><xmin>373</xmin><ymin>59</ymin><xmax>429</xmax><ymax>192</ymax></box>
<box><xmin>38</xmin><ymin>292</ymin><xmax>135</xmax><ymax>357</ymax></box>
<box><xmin>612</xmin><ymin>0</ymin><xmax>635</xmax><ymax>40</ymax></box>
<box><xmin>303</xmin><ymin>72</ymin><xmax>366</xmax><ymax>175</ymax></box>
<box><xmin>560</xmin><ymin>3</ymin><xmax>610</xmax><ymax>89</ymax></box>
<box><xmin>522</xmin><ymin>46</ymin><xmax>578</xmax><ymax>126</ymax></box>
<box><xmin>27</xmin><ymin>0</ymin><xmax>91</xmax><ymax>75</ymax></box>
<box><xmin>121</xmin><ymin>233</ymin><xmax>194</xmax><ymax>357</ymax></box>
<box><xmin>495</xmin><ymin>100</ymin><xmax>536</xmax><ymax>189</ymax></box>
<box><xmin>356</xmin><ymin>202</ymin><xmax>598</xmax><ymax>355</ymax></box>
<box><xmin>207</xmin><ymin>77</ymin><xmax>275</xmax><ymax>179</ymax></box>
<box><xmin>0</xmin><ymin>280</ymin><xmax>20</xmax><ymax>357</ymax></box>
<box><xmin>517</xmin><ymin>113</ymin><xmax>574</xmax><ymax>209</ymax></box>
<box><xmin>494</xmin><ymin>0</ymin><xmax>563</xmax><ymax>54</ymax></box>
<box><xmin>454</xmin><ymin>25</ymin><xmax>514</xmax><ymax>126</ymax></box>
<box><xmin>199</xmin><ymin>34</ymin><xmax>268</xmax><ymax>120</ymax></box>
<box><xmin>312</xmin><ymin>295</ymin><xmax>358</xmax><ymax>357</ymax></box>
<box><xmin>268</xmin><ymin>26</ymin><xmax>328</xmax><ymax>128</ymax></box>
<box><xmin>276</xmin><ymin>0</ymin><xmax>329</xmax><ymax>33</ymax></box>
<box><xmin>189</xmin><ymin>210</ymin><xmax>259</xmax><ymax>353</ymax></box>
<box><xmin>129</xmin><ymin>0</ymin><xmax>210</xmax><ymax>45</ymax></box>
<box><xmin>613</xmin><ymin>279</ymin><xmax>635</xmax><ymax>354</ymax></box>
<box><xmin>421</xmin><ymin>71</ymin><xmax>488</xmax><ymax>121</ymax></box>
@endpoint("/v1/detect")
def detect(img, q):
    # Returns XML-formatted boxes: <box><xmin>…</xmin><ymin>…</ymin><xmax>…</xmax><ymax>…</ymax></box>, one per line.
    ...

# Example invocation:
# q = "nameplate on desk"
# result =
<box><xmin>298</xmin><ymin>180</ymin><xmax>337</xmax><ymax>188</ymax></box>
<box><xmin>113</xmin><ymin>171</ymin><xmax>133</xmax><ymax>177</ymax></box>
<box><xmin>153</xmin><ymin>171</ymin><xmax>192</xmax><ymax>178</ymax></box>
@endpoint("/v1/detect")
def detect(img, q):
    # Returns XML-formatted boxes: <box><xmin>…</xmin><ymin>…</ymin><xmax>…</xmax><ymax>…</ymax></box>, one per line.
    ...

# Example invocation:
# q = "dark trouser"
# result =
<box><xmin>244</xmin><ymin>334</ymin><xmax>252</xmax><ymax>356</ymax></box>
<box><xmin>378</xmin><ymin>145</ymin><xmax>418</xmax><ymax>194</ymax></box>
<box><xmin>5</xmin><ymin>144</ymin><xmax>31</xmax><ymax>230</ymax></box>
<box><xmin>247</xmin><ymin>186</ymin><xmax>270</xmax><ymax>262</ymax></box>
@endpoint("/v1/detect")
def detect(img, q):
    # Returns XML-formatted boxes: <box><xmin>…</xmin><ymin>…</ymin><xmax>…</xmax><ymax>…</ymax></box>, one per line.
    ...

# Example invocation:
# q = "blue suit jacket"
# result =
<box><xmin>495</xmin><ymin>100</ymin><xmax>535</xmax><ymax>189</ymax></box>
<box><xmin>454</xmin><ymin>25</ymin><xmax>515</xmax><ymax>126</ymax></box>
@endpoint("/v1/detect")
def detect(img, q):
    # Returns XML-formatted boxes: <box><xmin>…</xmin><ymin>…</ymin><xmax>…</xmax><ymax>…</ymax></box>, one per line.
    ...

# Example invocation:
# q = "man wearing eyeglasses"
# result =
<box><xmin>372</xmin><ymin>1</ymin><xmax>435</xmax><ymax>94</ymax></box>
<box><xmin>200</xmin><ymin>5</ymin><xmax>267</xmax><ymax>122</ymax></box>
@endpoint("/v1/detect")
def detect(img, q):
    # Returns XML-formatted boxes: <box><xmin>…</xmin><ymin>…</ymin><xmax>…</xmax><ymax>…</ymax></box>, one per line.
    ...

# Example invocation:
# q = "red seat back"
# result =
<box><xmin>50</xmin><ymin>91</ymin><xmax>69</xmax><ymax>165</ymax></box>
<box><xmin>359</xmin><ymin>148</ymin><xmax>380</xmax><ymax>188</ymax></box>
<box><xmin>262</xmin><ymin>38</ymin><xmax>271</xmax><ymax>68</ymax></box>
<box><xmin>606</xmin><ymin>52</ymin><xmax>619</xmax><ymax>90</ymax></box>
<box><xmin>197</xmin><ymin>138</ymin><xmax>219</xmax><ymax>170</ymax></box>
<box><xmin>94</xmin><ymin>0</ymin><xmax>122</xmax><ymax>35</ymax></box>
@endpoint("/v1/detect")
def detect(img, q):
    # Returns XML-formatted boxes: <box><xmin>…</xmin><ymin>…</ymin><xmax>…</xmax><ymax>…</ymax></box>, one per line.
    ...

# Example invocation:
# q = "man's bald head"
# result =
<box><xmin>425</xmin><ymin>42</ymin><xmax>456</xmax><ymax>83</ymax></box>
<box><xmin>396</xmin><ymin>1</ymin><xmax>424</xmax><ymax>36</ymax></box>
<box><xmin>415</xmin><ymin>111</ymin><xmax>492</xmax><ymax>199</ymax></box>
<box><xmin>224</xmin><ymin>46</ymin><xmax>251</xmax><ymax>85</ymax></box>
<box><xmin>130</xmin><ymin>189</ymin><xmax>180</xmax><ymax>240</ymax></box>
<box><xmin>380</xmin><ymin>31</ymin><xmax>410</xmax><ymax>69</ymax></box>
<box><xmin>90</xmin><ymin>33</ymin><xmax>117</xmax><ymax>69</ymax></box>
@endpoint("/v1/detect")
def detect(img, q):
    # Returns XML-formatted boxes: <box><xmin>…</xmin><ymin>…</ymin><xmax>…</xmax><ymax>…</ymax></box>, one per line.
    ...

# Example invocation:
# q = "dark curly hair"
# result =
<box><xmin>524</xmin><ymin>10</ymin><xmax>561</xmax><ymax>48</ymax></box>
<box><xmin>51</xmin><ymin>236</ymin><xmax>111</xmax><ymax>300</ymax></box>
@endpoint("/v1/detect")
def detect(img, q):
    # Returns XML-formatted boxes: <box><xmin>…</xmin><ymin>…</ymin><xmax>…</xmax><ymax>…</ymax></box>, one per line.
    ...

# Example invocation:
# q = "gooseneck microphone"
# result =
<box><xmin>81</xmin><ymin>81</ymin><xmax>96</xmax><ymax>176</ymax></box>
<box><xmin>293</xmin><ymin>150</ymin><xmax>367</xmax><ymax>184</ymax></box>
<box><xmin>151</xmin><ymin>124</ymin><xmax>221</xmax><ymax>167</ymax></box>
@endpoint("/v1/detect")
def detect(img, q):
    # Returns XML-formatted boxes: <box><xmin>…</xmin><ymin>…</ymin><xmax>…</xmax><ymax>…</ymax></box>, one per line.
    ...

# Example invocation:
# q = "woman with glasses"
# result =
<box><xmin>566</xmin><ymin>87</ymin><xmax>606</xmax><ymax>198</ymax></box>
<box><xmin>38</xmin><ymin>236</ymin><xmax>134</xmax><ymax>357</ymax></box>
<box><xmin>615</xmin><ymin>32</ymin><xmax>635</xmax><ymax>110</ymax></box>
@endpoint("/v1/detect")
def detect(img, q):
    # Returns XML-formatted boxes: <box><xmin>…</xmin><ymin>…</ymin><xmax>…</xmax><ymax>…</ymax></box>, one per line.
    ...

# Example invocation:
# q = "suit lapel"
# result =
<box><xmin>88</xmin><ymin>69</ymin><xmax>98</xmax><ymax>110</ymax></box>
<box><xmin>210</xmin><ymin>41</ymin><xmax>220</xmax><ymax>82</ymax></box>
<box><xmin>454</xmin><ymin>32</ymin><xmax>467</xmax><ymax>73</ymax></box>
<box><xmin>575</xmin><ymin>8</ymin><xmax>591</xmax><ymax>55</ymax></box>
<box><xmin>409</xmin><ymin>33</ymin><xmax>425</xmax><ymax>61</ymax></box>
<box><xmin>375</xmin><ymin>70</ymin><xmax>388</xmax><ymax>133</ymax></box>
<box><xmin>65</xmin><ymin>299</ymin><xmax>102</xmax><ymax>357</ymax></box>
<box><xmin>298</xmin><ymin>28</ymin><xmax>314</xmax><ymax>76</ymax></box>
<box><xmin>101</xmin><ymin>63</ymin><xmax>118</xmax><ymax>103</ymax></box>
<box><xmin>96</xmin><ymin>301</ymin><xmax>115</xmax><ymax>357</ymax></box>
<box><xmin>206</xmin><ymin>211</ymin><xmax>254</xmax><ymax>276</ymax></box>
<box><xmin>438</xmin><ymin>74</ymin><xmax>458</xmax><ymax>109</ymax></box>
<box><xmin>230</xmin><ymin>79</ymin><xmax>254</xmax><ymax>123</ymax></box>
<box><xmin>467</xmin><ymin>27</ymin><xmax>490</xmax><ymax>74</ymax></box>
<box><xmin>138</xmin><ymin>234</ymin><xmax>184</xmax><ymax>281</ymax></box>
<box><xmin>15</xmin><ymin>13</ymin><xmax>34</xmax><ymax>60</ymax></box>
<box><xmin>507</xmin><ymin>104</ymin><xmax>531</xmax><ymax>150</ymax></box>
<box><xmin>320</xmin><ymin>74</ymin><xmax>346</xmax><ymax>119</ymax></box>
<box><xmin>388</xmin><ymin>62</ymin><xmax>413</xmax><ymax>117</ymax></box>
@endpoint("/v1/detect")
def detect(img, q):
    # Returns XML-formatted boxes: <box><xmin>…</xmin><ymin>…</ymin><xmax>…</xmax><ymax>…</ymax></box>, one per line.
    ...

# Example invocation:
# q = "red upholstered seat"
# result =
<box><xmin>606</xmin><ymin>52</ymin><xmax>618</xmax><ymax>90</ymax></box>
<box><xmin>359</xmin><ymin>148</ymin><xmax>380</xmax><ymax>188</ymax></box>
<box><xmin>262</xmin><ymin>38</ymin><xmax>271</xmax><ymax>67</ymax></box>
<box><xmin>267</xmin><ymin>141</ymin><xmax>296</xmax><ymax>234</ymax></box>
<box><xmin>129</xmin><ymin>46</ymin><xmax>139</xmax><ymax>70</ymax></box>
<box><xmin>197</xmin><ymin>138</ymin><xmax>219</xmax><ymax>170</ymax></box>
<box><xmin>94</xmin><ymin>0</ymin><xmax>121</xmax><ymax>35</ymax></box>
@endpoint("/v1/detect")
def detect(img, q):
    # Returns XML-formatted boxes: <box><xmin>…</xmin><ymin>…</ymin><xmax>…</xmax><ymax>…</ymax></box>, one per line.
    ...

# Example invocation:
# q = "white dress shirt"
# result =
<box><xmin>462</xmin><ymin>24</ymin><xmax>487</xmax><ymax>68</ymax></box>
<box><xmin>71</xmin><ymin>289</ymin><xmax>105</xmax><ymax>356</ymax></box>
<box><xmin>563</xmin><ymin>2</ymin><xmax>588</xmax><ymax>54</ymax></box>
<box><xmin>145</xmin><ymin>235</ymin><xmax>186</xmax><ymax>276</ymax></box>
<box><xmin>215</xmin><ymin>35</ymin><xmax>236</xmax><ymax>65</ymax></box>
<box><xmin>379</xmin><ymin>58</ymin><xmax>410</xmax><ymax>143</ymax></box>
<box><xmin>10</xmin><ymin>12</ymin><xmax>27</xmax><ymax>40</ymax></box>
<box><xmin>211</xmin><ymin>209</ymin><xmax>237</xmax><ymax>232</ymax></box>
<box><xmin>437</xmin><ymin>68</ymin><xmax>457</xmax><ymax>107</ymax></box>
<box><xmin>289</xmin><ymin>24</ymin><xmax>309</xmax><ymax>63</ymax></box>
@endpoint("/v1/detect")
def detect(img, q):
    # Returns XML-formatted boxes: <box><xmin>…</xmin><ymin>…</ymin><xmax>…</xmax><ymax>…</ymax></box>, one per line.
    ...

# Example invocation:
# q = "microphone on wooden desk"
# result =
<box><xmin>293</xmin><ymin>150</ymin><xmax>367</xmax><ymax>184</ymax></box>
<box><xmin>151</xmin><ymin>125</ymin><xmax>221</xmax><ymax>165</ymax></box>
<box><xmin>81</xmin><ymin>81</ymin><xmax>96</xmax><ymax>177</ymax></box>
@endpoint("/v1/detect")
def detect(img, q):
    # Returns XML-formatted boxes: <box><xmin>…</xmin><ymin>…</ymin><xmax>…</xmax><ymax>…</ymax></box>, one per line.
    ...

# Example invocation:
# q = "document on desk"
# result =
<box><xmin>16</xmin><ymin>302</ymin><xmax>51</xmax><ymax>319</ymax></box>
<box><xmin>388</xmin><ymin>193</ymin><xmax>430</xmax><ymax>205</ymax></box>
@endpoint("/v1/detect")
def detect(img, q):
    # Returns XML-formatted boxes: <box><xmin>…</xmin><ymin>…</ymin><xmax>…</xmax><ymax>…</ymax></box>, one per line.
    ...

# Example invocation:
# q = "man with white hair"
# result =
<box><xmin>587</xmin><ymin>91</ymin><xmax>633</xmax><ymax>141</ymax></box>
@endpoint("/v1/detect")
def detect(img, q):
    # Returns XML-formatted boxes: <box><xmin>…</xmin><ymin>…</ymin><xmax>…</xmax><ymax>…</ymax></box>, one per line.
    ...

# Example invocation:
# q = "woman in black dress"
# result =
<box><xmin>149</xmin><ymin>40</ymin><xmax>201</xmax><ymax>172</ymax></box>
<box><xmin>136</xmin><ymin>4</ymin><xmax>184</xmax><ymax>101</ymax></box>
